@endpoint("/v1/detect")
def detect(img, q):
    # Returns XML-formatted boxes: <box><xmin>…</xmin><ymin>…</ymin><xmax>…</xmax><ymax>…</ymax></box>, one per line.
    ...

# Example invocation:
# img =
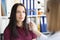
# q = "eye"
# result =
<box><xmin>23</xmin><ymin>11</ymin><xmax>25</xmax><ymax>13</ymax></box>
<box><xmin>47</xmin><ymin>7</ymin><xmax>49</xmax><ymax>12</ymax></box>
<box><xmin>16</xmin><ymin>11</ymin><xmax>20</xmax><ymax>13</ymax></box>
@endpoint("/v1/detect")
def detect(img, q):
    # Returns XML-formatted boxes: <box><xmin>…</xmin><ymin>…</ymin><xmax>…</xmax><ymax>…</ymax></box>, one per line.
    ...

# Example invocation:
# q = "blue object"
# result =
<box><xmin>40</xmin><ymin>16</ymin><xmax>47</xmax><ymax>32</ymax></box>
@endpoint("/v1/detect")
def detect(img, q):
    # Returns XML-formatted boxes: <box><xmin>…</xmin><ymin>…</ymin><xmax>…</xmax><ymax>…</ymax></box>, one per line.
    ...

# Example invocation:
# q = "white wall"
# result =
<box><xmin>0</xmin><ymin>0</ymin><xmax>1</xmax><ymax>16</ymax></box>
<box><xmin>0</xmin><ymin>18</ymin><xmax>2</xmax><ymax>33</ymax></box>
<box><xmin>0</xmin><ymin>0</ymin><xmax>1</xmax><ymax>33</ymax></box>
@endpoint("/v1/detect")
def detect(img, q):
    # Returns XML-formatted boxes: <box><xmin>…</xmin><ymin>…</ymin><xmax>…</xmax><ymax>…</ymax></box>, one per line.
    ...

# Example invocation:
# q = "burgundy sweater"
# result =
<box><xmin>4</xmin><ymin>26</ymin><xmax>37</xmax><ymax>40</ymax></box>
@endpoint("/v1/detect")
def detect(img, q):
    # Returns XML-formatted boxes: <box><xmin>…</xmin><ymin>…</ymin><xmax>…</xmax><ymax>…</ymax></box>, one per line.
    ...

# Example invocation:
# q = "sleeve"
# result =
<box><xmin>4</xmin><ymin>27</ymin><xmax>10</xmax><ymax>40</ymax></box>
<box><xmin>30</xmin><ymin>31</ymin><xmax>37</xmax><ymax>39</ymax></box>
<box><xmin>37</xmin><ymin>33</ymin><xmax>47</xmax><ymax>40</ymax></box>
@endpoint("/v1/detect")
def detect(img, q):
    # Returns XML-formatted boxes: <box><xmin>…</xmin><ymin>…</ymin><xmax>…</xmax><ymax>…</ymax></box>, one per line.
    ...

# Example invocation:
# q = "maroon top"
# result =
<box><xmin>4</xmin><ymin>26</ymin><xmax>37</xmax><ymax>40</ymax></box>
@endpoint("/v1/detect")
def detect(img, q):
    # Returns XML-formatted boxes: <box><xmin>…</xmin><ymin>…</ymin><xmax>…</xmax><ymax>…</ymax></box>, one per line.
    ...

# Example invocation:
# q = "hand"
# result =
<box><xmin>28</xmin><ymin>21</ymin><xmax>38</xmax><ymax>32</ymax></box>
<box><xmin>28</xmin><ymin>21</ymin><xmax>41</xmax><ymax>37</ymax></box>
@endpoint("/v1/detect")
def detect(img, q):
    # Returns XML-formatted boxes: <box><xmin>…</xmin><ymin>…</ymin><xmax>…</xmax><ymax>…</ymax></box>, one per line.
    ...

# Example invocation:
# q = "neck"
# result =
<box><xmin>17</xmin><ymin>22</ymin><xmax>23</xmax><ymax>27</ymax></box>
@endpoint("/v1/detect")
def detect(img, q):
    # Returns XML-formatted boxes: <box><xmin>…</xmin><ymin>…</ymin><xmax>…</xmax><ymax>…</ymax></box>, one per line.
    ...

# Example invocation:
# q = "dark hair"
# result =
<box><xmin>7</xmin><ymin>3</ymin><xmax>29</xmax><ymax>38</ymax></box>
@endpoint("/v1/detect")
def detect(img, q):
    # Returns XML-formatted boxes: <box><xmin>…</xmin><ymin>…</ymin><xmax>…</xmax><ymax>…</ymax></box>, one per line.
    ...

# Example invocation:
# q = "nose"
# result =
<box><xmin>20</xmin><ymin>12</ymin><xmax>23</xmax><ymax>16</ymax></box>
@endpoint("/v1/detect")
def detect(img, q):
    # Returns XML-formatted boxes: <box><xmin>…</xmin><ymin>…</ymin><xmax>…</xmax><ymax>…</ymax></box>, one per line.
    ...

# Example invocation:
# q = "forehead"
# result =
<box><xmin>17</xmin><ymin>5</ymin><xmax>25</xmax><ymax>11</ymax></box>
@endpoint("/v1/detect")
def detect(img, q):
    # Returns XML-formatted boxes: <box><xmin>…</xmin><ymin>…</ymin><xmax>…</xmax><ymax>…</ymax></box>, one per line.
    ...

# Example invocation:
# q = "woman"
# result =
<box><xmin>4</xmin><ymin>3</ymin><xmax>37</xmax><ymax>40</ymax></box>
<box><xmin>30</xmin><ymin>0</ymin><xmax>60</xmax><ymax>40</ymax></box>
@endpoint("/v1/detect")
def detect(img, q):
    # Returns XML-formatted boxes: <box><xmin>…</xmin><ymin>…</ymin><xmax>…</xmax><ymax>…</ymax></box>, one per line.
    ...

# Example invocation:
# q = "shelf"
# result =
<box><xmin>27</xmin><ymin>15</ymin><xmax>37</xmax><ymax>17</ymax></box>
<box><xmin>39</xmin><ymin>14</ymin><xmax>46</xmax><ymax>16</ymax></box>
<box><xmin>0</xmin><ymin>16</ymin><xmax>8</xmax><ymax>19</ymax></box>
<box><xmin>27</xmin><ymin>14</ymin><xmax>46</xmax><ymax>17</ymax></box>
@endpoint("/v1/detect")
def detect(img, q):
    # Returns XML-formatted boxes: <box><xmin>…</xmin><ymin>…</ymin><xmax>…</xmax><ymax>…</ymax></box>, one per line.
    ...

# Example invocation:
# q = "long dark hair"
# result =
<box><xmin>7</xmin><ymin>3</ymin><xmax>29</xmax><ymax>38</ymax></box>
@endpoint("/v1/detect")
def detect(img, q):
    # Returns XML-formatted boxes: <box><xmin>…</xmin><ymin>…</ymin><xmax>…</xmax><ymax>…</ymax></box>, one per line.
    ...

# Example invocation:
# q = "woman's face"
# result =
<box><xmin>16</xmin><ymin>5</ymin><xmax>26</xmax><ymax>22</ymax></box>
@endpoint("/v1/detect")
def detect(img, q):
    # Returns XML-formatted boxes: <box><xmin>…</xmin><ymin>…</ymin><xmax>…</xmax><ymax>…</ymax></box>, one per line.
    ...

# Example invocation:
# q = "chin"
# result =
<box><xmin>19</xmin><ymin>19</ymin><xmax>24</xmax><ymax>22</ymax></box>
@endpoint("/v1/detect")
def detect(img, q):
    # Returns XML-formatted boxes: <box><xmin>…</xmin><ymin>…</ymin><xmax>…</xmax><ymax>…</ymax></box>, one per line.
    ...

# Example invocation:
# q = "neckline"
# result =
<box><xmin>16</xmin><ymin>25</ymin><xmax>24</xmax><ymax>29</ymax></box>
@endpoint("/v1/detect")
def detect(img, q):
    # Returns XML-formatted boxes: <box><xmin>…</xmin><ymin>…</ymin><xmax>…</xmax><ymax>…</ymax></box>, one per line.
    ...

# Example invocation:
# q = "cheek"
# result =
<box><xmin>16</xmin><ymin>15</ymin><xmax>18</xmax><ymax>21</ymax></box>
<box><xmin>16</xmin><ymin>14</ymin><xmax>19</xmax><ymax>18</ymax></box>
<box><xmin>46</xmin><ymin>13</ymin><xmax>49</xmax><ymax>23</ymax></box>
<box><xmin>23</xmin><ymin>13</ymin><xmax>26</xmax><ymax>18</ymax></box>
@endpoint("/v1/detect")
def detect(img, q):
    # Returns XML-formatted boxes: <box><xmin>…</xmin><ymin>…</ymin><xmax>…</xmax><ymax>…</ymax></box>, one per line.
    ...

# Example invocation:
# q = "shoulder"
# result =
<box><xmin>49</xmin><ymin>32</ymin><xmax>60</xmax><ymax>40</ymax></box>
<box><xmin>49</xmin><ymin>36</ymin><xmax>60</xmax><ymax>40</ymax></box>
<box><xmin>4</xmin><ymin>27</ymin><xmax>11</xmax><ymax>40</ymax></box>
<box><xmin>4</xmin><ymin>26</ymin><xmax>10</xmax><ymax>33</ymax></box>
<box><xmin>54</xmin><ymin>32</ymin><xmax>60</xmax><ymax>39</ymax></box>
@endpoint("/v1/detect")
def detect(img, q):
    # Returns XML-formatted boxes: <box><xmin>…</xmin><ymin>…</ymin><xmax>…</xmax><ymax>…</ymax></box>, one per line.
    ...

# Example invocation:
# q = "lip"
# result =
<box><xmin>19</xmin><ymin>17</ymin><xmax>23</xmax><ymax>19</ymax></box>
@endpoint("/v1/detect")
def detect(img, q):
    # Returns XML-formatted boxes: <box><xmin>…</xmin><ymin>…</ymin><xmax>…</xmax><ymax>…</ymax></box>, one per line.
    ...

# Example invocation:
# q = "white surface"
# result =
<box><xmin>48</xmin><ymin>31</ymin><xmax>60</xmax><ymax>40</ymax></box>
<box><xmin>38</xmin><ymin>31</ymin><xmax>60</xmax><ymax>40</ymax></box>
<box><xmin>0</xmin><ymin>0</ymin><xmax>1</xmax><ymax>16</ymax></box>
<box><xmin>0</xmin><ymin>18</ymin><xmax>2</xmax><ymax>33</ymax></box>
<box><xmin>0</xmin><ymin>18</ymin><xmax>9</xmax><ymax>34</ymax></box>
